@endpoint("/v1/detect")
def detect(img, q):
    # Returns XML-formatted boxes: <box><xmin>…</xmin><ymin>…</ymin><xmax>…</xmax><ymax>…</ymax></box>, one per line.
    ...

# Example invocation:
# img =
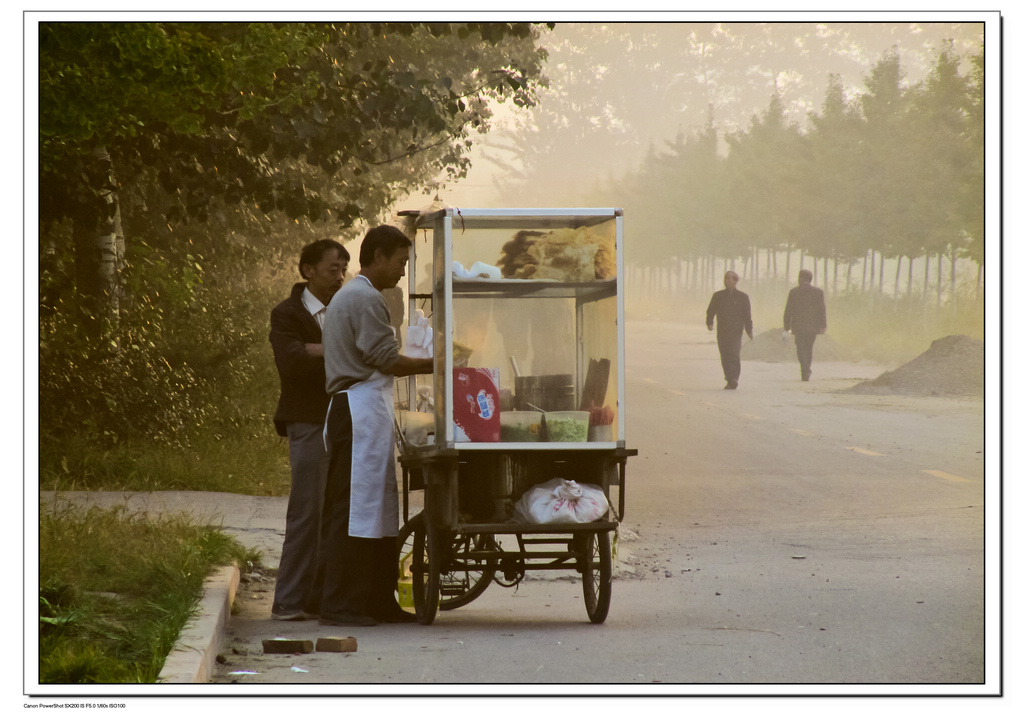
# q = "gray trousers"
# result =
<box><xmin>272</xmin><ymin>422</ymin><xmax>330</xmax><ymax>614</ymax></box>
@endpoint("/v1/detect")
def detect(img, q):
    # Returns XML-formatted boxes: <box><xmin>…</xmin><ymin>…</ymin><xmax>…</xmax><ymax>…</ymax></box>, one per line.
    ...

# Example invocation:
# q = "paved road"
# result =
<box><xmin>196</xmin><ymin>320</ymin><xmax>989</xmax><ymax>693</ymax></box>
<box><xmin>40</xmin><ymin>320</ymin><xmax>981</xmax><ymax>693</ymax></box>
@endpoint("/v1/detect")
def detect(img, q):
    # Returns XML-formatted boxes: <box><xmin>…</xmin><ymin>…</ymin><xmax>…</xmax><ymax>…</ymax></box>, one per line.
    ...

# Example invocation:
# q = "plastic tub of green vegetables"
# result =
<box><xmin>543</xmin><ymin>411</ymin><xmax>590</xmax><ymax>442</ymax></box>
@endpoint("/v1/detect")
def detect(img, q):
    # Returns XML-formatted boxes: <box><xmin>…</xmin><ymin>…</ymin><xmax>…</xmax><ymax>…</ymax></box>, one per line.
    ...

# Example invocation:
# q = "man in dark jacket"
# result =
<box><xmin>268</xmin><ymin>238</ymin><xmax>349</xmax><ymax>620</ymax></box>
<box><xmin>706</xmin><ymin>270</ymin><xmax>754</xmax><ymax>389</ymax></box>
<box><xmin>783</xmin><ymin>269</ymin><xmax>828</xmax><ymax>381</ymax></box>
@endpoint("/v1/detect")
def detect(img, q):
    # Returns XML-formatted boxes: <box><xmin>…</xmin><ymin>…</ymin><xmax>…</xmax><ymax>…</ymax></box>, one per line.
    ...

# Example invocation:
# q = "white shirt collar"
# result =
<box><xmin>301</xmin><ymin>286</ymin><xmax>327</xmax><ymax>324</ymax></box>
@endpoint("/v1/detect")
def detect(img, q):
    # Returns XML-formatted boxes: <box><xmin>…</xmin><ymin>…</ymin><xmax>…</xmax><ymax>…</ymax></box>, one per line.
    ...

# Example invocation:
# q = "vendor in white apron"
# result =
<box><xmin>319</xmin><ymin>225</ymin><xmax>433</xmax><ymax>627</ymax></box>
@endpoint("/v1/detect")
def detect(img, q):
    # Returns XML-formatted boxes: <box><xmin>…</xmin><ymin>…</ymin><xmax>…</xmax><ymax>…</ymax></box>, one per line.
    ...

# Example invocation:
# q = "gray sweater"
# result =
<box><xmin>323</xmin><ymin>275</ymin><xmax>402</xmax><ymax>394</ymax></box>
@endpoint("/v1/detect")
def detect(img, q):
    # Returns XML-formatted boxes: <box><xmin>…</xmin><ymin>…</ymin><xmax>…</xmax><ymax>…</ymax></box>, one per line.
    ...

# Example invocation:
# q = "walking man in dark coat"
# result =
<box><xmin>783</xmin><ymin>269</ymin><xmax>828</xmax><ymax>381</ymax></box>
<box><xmin>706</xmin><ymin>270</ymin><xmax>753</xmax><ymax>390</ymax></box>
<box><xmin>268</xmin><ymin>238</ymin><xmax>349</xmax><ymax>620</ymax></box>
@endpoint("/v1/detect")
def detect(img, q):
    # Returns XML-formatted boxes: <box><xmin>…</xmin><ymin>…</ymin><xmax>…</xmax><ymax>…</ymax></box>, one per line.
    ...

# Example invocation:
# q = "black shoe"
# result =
<box><xmin>370</xmin><ymin>601</ymin><xmax>419</xmax><ymax>623</ymax></box>
<box><xmin>725</xmin><ymin>381</ymin><xmax>738</xmax><ymax>390</ymax></box>
<box><xmin>318</xmin><ymin>611</ymin><xmax>378</xmax><ymax>627</ymax></box>
<box><xmin>374</xmin><ymin>609</ymin><xmax>418</xmax><ymax>624</ymax></box>
<box><xmin>271</xmin><ymin>604</ymin><xmax>316</xmax><ymax>621</ymax></box>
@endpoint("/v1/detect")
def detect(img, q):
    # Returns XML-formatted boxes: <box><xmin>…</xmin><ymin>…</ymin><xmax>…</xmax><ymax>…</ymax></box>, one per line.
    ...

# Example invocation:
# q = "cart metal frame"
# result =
<box><xmin>395</xmin><ymin>208</ymin><xmax>637</xmax><ymax>624</ymax></box>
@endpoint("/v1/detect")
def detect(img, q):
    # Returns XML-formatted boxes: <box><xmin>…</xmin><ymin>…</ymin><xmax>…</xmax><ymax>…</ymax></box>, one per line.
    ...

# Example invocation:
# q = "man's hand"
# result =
<box><xmin>706</xmin><ymin>323</ymin><xmax>714</xmax><ymax>331</ymax></box>
<box><xmin>305</xmin><ymin>343</ymin><xmax>324</xmax><ymax>357</ymax></box>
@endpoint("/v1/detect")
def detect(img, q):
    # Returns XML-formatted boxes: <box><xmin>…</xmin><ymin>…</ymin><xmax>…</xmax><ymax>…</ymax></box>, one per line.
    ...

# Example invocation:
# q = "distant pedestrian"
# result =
<box><xmin>706</xmin><ymin>270</ymin><xmax>753</xmax><ymax>389</ymax></box>
<box><xmin>783</xmin><ymin>269</ymin><xmax>828</xmax><ymax>381</ymax></box>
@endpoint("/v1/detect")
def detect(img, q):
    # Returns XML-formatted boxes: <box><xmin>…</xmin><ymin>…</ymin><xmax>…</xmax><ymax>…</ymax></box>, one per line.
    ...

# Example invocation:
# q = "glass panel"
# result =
<box><xmin>580</xmin><ymin>294</ymin><xmax>619</xmax><ymax>442</ymax></box>
<box><xmin>426</xmin><ymin>210</ymin><xmax>622</xmax><ymax>446</ymax></box>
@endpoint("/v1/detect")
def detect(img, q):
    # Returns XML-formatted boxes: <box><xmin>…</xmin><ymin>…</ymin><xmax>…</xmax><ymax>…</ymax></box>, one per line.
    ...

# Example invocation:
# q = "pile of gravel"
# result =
<box><xmin>741</xmin><ymin>328</ymin><xmax>846</xmax><ymax>363</ymax></box>
<box><xmin>843</xmin><ymin>335</ymin><xmax>984</xmax><ymax>397</ymax></box>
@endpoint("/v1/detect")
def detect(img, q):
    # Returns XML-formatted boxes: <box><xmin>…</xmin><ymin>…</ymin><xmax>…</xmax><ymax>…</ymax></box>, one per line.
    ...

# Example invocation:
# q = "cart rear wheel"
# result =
<box><xmin>399</xmin><ymin>519</ymin><xmax>495</xmax><ymax>611</ymax></box>
<box><xmin>409</xmin><ymin>514</ymin><xmax>441</xmax><ymax>625</ymax></box>
<box><xmin>439</xmin><ymin>533</ymin><xmax>496</xmax><ymax>610</ymax></box>
<box><xmin>579</xmin><ymin>531</ymin><xmax>612</xmax><ymax>624</ymax></box>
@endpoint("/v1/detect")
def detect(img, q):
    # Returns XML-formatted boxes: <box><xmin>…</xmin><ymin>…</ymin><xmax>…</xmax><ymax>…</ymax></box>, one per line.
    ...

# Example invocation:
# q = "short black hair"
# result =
<box><xmin>798</xmin><ymin>269</ymin><xmax>813</xmax><ymax>283</ymax></box>
<box><xmin>359</xmin><ymin>225</ymin><xmax>411</xmax><ymax>267</ymax></box>
<box><xmin>299</xmin><ymin>239</ymin><xmax>349</xmax><ymax>279</ymax></box>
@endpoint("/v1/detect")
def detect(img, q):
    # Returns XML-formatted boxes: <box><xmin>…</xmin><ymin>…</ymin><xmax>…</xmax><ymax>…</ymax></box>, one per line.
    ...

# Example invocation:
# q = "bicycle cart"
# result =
<box><xmin>393</xmin><ymin>208</ymin><xmax>637</xmax><ymax>625</ymax></box>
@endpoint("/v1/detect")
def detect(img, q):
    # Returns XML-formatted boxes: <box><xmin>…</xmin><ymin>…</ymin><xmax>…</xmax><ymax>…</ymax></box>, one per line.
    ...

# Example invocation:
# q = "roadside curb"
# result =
<box><xmin>157</xmin><ymin>563</ymin><xmax>240</xmax><ymax>683</ymax></box>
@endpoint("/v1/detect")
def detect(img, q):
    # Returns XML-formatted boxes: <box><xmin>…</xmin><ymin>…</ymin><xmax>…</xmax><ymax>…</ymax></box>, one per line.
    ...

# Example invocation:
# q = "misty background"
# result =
<box><xmin>425</xmin><ymin>22</ymin><xmax>985</xmax><ymax>338</ymax></box>
<box><xmin>36</xmin><ymin>19</ymin><xmax>989</xmax><ymax>494</ymax></box>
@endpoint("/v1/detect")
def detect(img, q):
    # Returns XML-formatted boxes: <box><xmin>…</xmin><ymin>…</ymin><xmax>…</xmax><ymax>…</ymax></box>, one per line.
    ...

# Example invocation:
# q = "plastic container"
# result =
<box><xmin>515</xmin><ymin>374</ymin><xmax>575</xmax><ymax>412</ymax></box>
<box><xmin>399</xmin><ymin>411</ymin><xmax>434</xmax><ymax>446</ymax></box>
<box><xmin>543</xmin><ymin>411</ymin><xmax>591</xmax><ymax>442</ymax></box>
<box><xmin>499</xmin><ymin>410</ymin><xmax>543</xmax><ymax>442</ymax></box>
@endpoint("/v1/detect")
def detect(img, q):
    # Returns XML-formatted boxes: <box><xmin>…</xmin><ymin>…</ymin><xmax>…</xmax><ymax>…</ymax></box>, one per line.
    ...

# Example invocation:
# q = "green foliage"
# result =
<box><xmin>37</xmin><ymin>21</ymin><xmax>551</xmax><ymax>475</ymax></box>
<box><xmin>38</xmin><ymin>504</ymin><xmax>256</xmax><ymax>683</ymax></box>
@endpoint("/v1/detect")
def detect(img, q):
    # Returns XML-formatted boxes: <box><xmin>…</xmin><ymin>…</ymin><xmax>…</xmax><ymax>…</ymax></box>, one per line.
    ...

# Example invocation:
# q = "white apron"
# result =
<box><xmin>325</xmin><ymin>369</ymin><xmax>399</xmax><ymax>539</ymax></box>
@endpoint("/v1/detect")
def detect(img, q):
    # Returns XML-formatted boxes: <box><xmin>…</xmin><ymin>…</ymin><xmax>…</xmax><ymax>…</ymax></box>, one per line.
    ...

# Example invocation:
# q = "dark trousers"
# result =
<box><xmin>794</xmin><ymin>332</ymin><xmax>817</xmax><ymax>379</ymax></box>
<box><xmin>319</xmin><ymin>393</ymin><xmax>400</xmax><ymax>619</ymax></box>
<box><xmin>273</xmin><ymin>422</ymin><xmax>329</xmax><ymax>614</ymax></box>
<box><xmin>717</xmin><ymin>330</ymin><xmax>743</xmax><ymax>384</ymax></box>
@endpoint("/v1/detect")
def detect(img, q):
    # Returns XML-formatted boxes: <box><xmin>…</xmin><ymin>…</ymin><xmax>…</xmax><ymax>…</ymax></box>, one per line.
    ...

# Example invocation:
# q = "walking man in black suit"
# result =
<box><xmin>706</xmin><ymin>270</ymin><xmax>753</xmax><ymax>389</ymax></box>
<box><xmin>268</xmin><ymin>238</ymin><xmax>349</xmax><ymax>620</ymax></box>
<box><xmin>783</xmin><ymin>269</ymin><xmax>828</xmax><ymax>381</ymax></box>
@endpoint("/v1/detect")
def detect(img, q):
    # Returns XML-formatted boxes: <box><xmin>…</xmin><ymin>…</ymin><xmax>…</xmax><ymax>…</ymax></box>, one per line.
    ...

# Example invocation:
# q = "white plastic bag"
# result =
<box><xmin>452</xmin><ymin>260</ymin><xmax>502</xmax><ymax>280</ymax></box>
<box><xmin>404</xmin><ymin>309</ymin><xmax>433</xmax><ymax>358</ymax></box>
<box><xmin>513</xmin><ymin>478</ymin><xmax>610</xmax><ymax>524</ymax></box>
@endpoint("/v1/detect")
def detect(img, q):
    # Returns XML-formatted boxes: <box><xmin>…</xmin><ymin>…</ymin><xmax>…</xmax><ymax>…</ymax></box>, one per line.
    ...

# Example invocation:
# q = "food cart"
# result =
<box><xmin>394</xmin><ymin>207</ymin><xmax>637</xmax><ymax>624</ymax></box>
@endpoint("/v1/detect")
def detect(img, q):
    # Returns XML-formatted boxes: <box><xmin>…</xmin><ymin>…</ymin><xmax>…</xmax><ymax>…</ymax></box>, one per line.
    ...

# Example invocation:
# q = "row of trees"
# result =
<box><xmin>38</xmin><ymin>21</ymin><xmax>551</xmax><ymax>447</ymax></box>
<box><xmin>610</xmin><ymin>41</ymin><xmax>984</xmax><ymax>306</ymax></box>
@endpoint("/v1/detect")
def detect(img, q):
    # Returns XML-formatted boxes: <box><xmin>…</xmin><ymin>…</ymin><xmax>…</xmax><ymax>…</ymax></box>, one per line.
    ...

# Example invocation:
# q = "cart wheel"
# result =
<box><xmin>399</xmin><ymin>520</ymin><xmax>495</xmax><ymax>611</ymax></box>
<box><xmin>579</xmin><ymin>531</ymin><xmax>612</xmax><ymax>624</ymax></box>
<box><xmin>439</xmin><ymin>534</ymin><xmax>497</xmax><ymax>610</ymax></box>
<box><xmin>410</xmin><ymin>514</ymin><xmax>441</xmax><ymax>625</ymax></box>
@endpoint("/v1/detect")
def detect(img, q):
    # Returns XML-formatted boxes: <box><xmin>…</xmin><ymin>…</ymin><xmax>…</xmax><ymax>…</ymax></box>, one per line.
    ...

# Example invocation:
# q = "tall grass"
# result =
<box><xmin>39</xmin><ymin>431</ymin><xmax>291</xmax><ymax>495</ymax></box>
<box><xmin>39</xmin><ymin>332</ymin><xmax>293</xmax><ymax>495</ymax></box>
<box><xmin>38</xmin><ymin>503</ymin><xmax>259</xmax><ymax>683</ymax></box>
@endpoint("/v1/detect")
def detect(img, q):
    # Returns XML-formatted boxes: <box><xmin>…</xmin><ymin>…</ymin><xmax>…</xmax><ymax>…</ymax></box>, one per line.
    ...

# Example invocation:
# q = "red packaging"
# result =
<box><xmin>453</xmin><ymin>368</ymin><xmax>501</xmax><ymax>442</ymax></box>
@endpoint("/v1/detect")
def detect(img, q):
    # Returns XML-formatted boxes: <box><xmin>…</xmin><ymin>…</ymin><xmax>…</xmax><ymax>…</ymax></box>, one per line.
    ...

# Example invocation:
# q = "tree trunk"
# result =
<box><xmin>923</xmin><ymin>254</ymin><xmax>931</xmax><ymax>305</ymax></box>
<box><xmin>906</xmin><ymin>256</ymin><xmax>914</xmax><ymax>302</ymax></box>
<box><xmin>73</xmin><ymin>145</ymin><xmax>124</xmax><ymax>341</ymax></box>
<box><xmin>937</xmin><ymin>253</ymin><xmax>943</xmax><ymax>310</ymax></box>
<box><xmin>785</xmin><ymin>250</ymin><xmax>792</xmax><ymax>285</ymax></box>
<box><xmin>878</xmin><ymin>254</ymin><xmax>885</xmax><ymax>296</ymax></box>
<box><xmin>893</xmin><ymin>255</ymin><xmax>903</xmax><ymax>304</ymax></box>
<box><xmin>950</xmin><ymin>250</ymin><xmax>957</xmax><ymax>311</ymax></box>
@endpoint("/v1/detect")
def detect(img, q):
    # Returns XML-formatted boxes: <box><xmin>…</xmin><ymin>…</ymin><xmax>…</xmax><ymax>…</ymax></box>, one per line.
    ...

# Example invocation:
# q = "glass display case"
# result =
<box><xmin>399</xmin><ymin>207</ymin><xmax>626</xmax><ymax>451</ymax></box>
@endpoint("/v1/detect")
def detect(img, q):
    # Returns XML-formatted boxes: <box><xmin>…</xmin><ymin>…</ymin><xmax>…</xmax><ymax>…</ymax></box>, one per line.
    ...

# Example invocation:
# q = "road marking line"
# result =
<box><xmin>741</xmin><ymin>413</ymin><xmax>764</xmax><ymax>421</ymax></box>
<box><xmin>669</xmin><ymin>389</ymin><xmax>687</xmax><ymax>396</ymax></box>
<box><xmin>845</xmin><ymin>446</ymin><xmax>884</xmax><ymax>456</ymax></box>
<box><xmin>922</xmin><ymin>469</ymin><xmax>970</xmax><ymax>483</ymax></box>
<box><xmin>789</xmin><ymin>428</ymin><xmax>814</xmax><ymax>436</ymax></box>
